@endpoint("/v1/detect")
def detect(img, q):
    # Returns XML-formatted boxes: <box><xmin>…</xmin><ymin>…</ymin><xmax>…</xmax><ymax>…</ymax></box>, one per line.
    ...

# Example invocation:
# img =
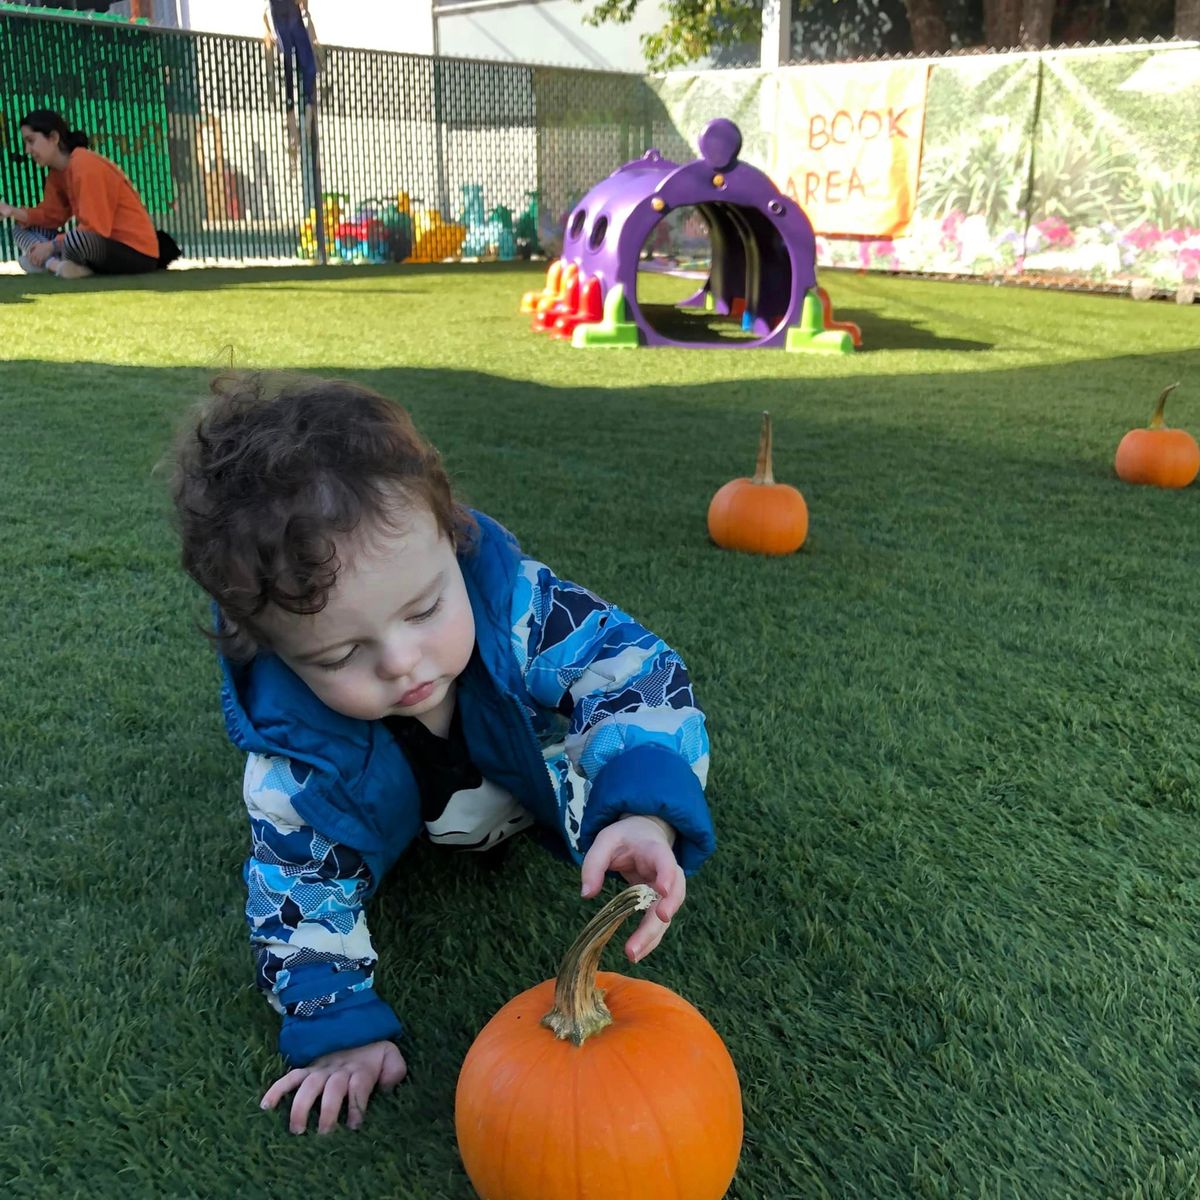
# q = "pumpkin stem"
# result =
<box><xmin>541</xmin><ymin>884</ymin><xmax>659</xmax><ymax>1047</ymax></box>
<box><xmin>752</xmin><ymin>410</ymin><xmax>775</xmax><ymax>485</ymax></box>
<box><xmin>1149</xmin><ymin>382</ymin><xmax>1181</xmax><ymax>430</ymax></box>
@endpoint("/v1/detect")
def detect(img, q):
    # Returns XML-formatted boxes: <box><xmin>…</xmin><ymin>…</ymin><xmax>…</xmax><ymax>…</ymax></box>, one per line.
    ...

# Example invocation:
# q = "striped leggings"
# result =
<box><xmin>14</xmin><ymin>225</ymin><xmax>158</xmax><ymax>275</ymax></box>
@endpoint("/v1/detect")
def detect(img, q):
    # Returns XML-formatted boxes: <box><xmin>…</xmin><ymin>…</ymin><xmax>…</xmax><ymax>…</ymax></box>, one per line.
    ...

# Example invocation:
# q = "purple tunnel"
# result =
<box><xmin>560</xmin><ymin>118</ymin><xmax>818</xmax><ymax>349</ymax></box>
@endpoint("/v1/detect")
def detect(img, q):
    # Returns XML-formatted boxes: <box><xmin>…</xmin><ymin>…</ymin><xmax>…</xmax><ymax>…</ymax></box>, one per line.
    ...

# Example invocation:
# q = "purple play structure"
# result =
<box><xmin>521</xmin><ymin>117</ymin><xmax>858</xmax><ymax>351</ymax></box>
<box><xmin>560</xmin><ymin>117</ymin><xmax>821</xmax><ymax>349</ymax></box>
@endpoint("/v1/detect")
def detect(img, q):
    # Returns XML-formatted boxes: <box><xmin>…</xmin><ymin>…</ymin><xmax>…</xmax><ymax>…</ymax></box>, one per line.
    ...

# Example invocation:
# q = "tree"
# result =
<box><xmin>572</xmin><ymin>0</ymin><xmax>959</xmax><ymax>63</ymax></box>
<box><xmin>905</xmin><ymin>0</ymin><xmax>950</xmax><ymax>52</ymax></box>
<box><xmin>1177</xmin><ymin>0</ymin><xmax>1200</xmax><ymax>37</ymax></box>
<box><xmin>577</xmin><ymin>0</ymin><xmax>764</xmax><ymax>69</ymax></box>
<box><xmin>983</xmin><ymin>0</ymin><xmax>1055</xmax><ymax>48</ymax></box>
<box><xmin>576</xmin><ymin>0</ymin><xmax>1190</xmax><ymax>66</ymax></box>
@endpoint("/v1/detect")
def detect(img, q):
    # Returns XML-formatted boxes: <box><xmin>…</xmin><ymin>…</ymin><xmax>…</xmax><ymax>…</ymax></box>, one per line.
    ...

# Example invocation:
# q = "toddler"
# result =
<box><xmin>170</xmin><ymin>372</ymin><xmax>715</xmax><ymax>1133</ymax></box>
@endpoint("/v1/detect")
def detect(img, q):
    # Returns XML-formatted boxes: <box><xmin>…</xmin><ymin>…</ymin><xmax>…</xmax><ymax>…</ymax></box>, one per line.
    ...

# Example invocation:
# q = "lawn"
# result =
<box><xmin>2</xmin><ymin>262</ymin><xmax>1199</xmax><ymax>1199</ymax></box>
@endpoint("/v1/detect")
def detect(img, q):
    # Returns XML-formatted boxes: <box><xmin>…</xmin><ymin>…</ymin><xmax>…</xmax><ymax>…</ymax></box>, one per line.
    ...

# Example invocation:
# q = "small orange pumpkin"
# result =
<box><xmin>1115</xmin><ymin>383</ymin><xmax>1199</xmax><ymax>488</ymax></box>
<box><xmin>707</xmin><ymin>411</ymin><xmax>808</xmax><ymax>555</ymax></box>
<box><xmin>455</xmin><ymin>886</ymin><xmax>743</xmax><ymax>1200</ymax></box>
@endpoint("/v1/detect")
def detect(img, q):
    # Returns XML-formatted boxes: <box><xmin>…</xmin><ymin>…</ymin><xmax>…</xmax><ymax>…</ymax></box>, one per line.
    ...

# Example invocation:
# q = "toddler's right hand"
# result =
<box><xmin>260</xmin><ymin>1038</ymin><xmax>407</xmax><ymax>1134</ymax></box>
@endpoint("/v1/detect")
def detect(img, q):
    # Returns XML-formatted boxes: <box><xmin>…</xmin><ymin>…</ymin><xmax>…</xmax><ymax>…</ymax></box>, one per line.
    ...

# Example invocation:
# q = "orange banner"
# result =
<box><xmin>775</xmin><ymin>62</ymin><xmax>930</xmax><ymax>239</ymax></box>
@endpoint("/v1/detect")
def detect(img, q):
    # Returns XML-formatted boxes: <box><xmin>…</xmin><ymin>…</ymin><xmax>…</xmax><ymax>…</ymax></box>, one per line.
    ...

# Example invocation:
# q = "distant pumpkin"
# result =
<box><xmin>1115</xmin><ymin>383</ymin><xmax>1199</xmax><ymax>488</ymax></box>
<box><xmin>707</xmin><ymin>411</ymin><xmax>808</xmax><ymax>554</ymax></box>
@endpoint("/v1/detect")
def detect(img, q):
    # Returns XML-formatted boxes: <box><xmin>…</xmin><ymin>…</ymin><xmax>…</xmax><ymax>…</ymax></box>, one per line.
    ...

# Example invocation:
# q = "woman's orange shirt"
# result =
<box><xmin>22</xmin><ymin>148</ymin><xmax>158</xmax><ymax>259</ymax></box>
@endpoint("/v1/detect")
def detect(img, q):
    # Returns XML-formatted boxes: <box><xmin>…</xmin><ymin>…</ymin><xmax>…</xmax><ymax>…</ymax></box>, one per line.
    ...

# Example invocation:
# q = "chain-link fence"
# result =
<box><xmin>0</xmin><ymin>8</ymin><xmax>658</xmax><ymax>265</ymax></box>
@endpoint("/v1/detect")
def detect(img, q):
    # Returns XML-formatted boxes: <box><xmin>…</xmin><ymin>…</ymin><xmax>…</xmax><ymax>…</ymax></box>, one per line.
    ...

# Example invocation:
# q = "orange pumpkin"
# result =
<box><xmin>707</xmin><ymin>411</ymin><xmax>808</xmax><ymax>555</ymax></box>
<box><xmin>1115</xmin><ymin>383</ymin><xmax>1199</xmax><ymax>488</ymax></box>
<box><xmin>455</xmin><ymin>886</ymin><xmax>743</xmax><ymax>1200</ymax></box>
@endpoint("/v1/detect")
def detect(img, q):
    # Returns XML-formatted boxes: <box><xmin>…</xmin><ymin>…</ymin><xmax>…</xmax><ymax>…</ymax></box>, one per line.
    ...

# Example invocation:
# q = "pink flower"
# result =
<box><xmin>1123</xmin><ymin>223</ymin><xmax>1163</xmax><ymax>251</ymax></box>
<box><xmin>941</xmin><ymin>210</ymin><xmax>964</xmax><ymax>236</ymax></box>
<box><xmin>1035</xmin><ymin>216</ymin><xmax>1074</xmax><ymax>247</ymax></box>
<box><xmin>939</xmin><ymin>210</ymin><xmax>964</xmax><ymax>253</ymax></box>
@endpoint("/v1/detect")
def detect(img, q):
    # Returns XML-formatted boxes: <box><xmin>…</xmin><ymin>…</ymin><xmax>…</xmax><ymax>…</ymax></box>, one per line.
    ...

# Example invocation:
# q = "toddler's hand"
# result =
<box><xmin>0</xmin><ymin>201</ymin><xmax>13</xmax><ymax>220</ymax></box>
<box><xmin>260</xmin><ymin>1039</ymin><xmax>407</xmax><ymax>1134</ymax></box>
<box><xmin>580</xmin><ymin>814</ymin><xmax>686</xmax><ymax>964</ymax></box>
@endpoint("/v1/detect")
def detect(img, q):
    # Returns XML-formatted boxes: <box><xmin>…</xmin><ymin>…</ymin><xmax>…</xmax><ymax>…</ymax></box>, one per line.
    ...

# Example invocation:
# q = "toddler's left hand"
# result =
<box><xmin>580</xmin><ymin>814</ymin><xmax>685</xmax><ymax>964</ymax></box>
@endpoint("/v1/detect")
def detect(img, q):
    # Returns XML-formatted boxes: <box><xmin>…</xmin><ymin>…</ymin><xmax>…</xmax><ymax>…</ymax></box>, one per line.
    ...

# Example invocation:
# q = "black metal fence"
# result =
<box><xmin>0</xmin><ymin>8</ymin><xmax>657</xmax><ymax>265</ymax></box>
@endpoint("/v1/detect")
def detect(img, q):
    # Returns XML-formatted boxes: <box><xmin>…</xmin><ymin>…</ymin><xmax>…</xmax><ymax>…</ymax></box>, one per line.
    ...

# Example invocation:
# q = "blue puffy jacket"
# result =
<box><xmin>219</xmin><ymin>512</ymin><xmax>714</xmax><ymax>1066</ymax></box>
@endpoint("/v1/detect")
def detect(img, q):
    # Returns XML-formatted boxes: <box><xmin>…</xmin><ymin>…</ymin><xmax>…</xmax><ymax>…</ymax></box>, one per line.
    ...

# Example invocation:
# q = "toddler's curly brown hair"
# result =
<box><xmin>170</xmin><ymin>371</ymin><xmax>475</xmax><ymax>659</ymax></box>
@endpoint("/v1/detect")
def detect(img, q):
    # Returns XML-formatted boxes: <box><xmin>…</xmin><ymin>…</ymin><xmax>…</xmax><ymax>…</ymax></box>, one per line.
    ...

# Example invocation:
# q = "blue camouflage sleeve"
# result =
<box><xmin>509</xmin><ymin>559</ymin><xmax>715</xmax><ymax>873</ymax></box>
<box><xmin>243</xmin><ymin>753</ymin><xmax>403</xmax><ymax>1066</ymax></box>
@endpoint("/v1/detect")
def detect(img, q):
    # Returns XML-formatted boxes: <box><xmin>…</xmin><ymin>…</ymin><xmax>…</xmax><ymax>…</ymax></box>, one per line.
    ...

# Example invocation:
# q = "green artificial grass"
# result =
<box><xmin>2</xmin><ymin>262</ymin><xmax>1200</xmax><ymax>1199</ymax></box>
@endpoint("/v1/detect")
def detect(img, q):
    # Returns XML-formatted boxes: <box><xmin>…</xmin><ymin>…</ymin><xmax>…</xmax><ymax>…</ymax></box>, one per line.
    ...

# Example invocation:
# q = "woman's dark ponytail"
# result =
<box><xmin>18</xmin><ymin>109</ymin><xmax>88</xmax><ymax>153</ymax></box>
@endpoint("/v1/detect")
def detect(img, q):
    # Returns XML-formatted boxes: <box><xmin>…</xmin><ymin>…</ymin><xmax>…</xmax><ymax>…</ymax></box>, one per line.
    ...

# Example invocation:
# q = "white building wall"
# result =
<box><xmin>176</xmin><ymin>0</ymin><xmax>262</xmax><ymax>38</ymax></box>
<box><xmin>128</xmin><ymin>0</ymin><xmax>665</xmax><ymax>70</ymax></box>
<box><xmin>434</xmin><ymin>0</ymin><xmax>669</xmax><ymax>71</ymax></box>
<box><xmin>310</xmin><ymin>0</ymin><xmax>436</xmax><ymax>55</ymax></box>
<box><xmin>132</xmin><ymin>0</ymin><xmax>436</xmax><ymax>55</ymax></box>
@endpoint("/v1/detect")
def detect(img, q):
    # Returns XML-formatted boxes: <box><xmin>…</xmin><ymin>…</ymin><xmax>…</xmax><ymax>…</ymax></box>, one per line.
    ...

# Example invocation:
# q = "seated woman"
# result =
<box><xmin>0</xmin><ymin>109</ymin><xmax>179</xmax><ymax>279</ymax></box>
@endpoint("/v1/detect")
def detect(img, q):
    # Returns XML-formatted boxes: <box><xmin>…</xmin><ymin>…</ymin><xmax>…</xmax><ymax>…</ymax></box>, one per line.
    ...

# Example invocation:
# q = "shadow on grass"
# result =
<box><xmin>633</xmin><ymin>284</ymin><xmax>993</xmax><ymax>351</ymax></box>
<box><xmin>627</xmin><ymin>264</ymin><xmax>1000</xmax><ymax>350</ymax></box>
<box><xmin>4</xmin><ymin>349</ymin><xmax>1197</xmax><ymax>567</ymax></box>
<box><xmin>839</xmin><ymin>308</ymin><xmax>993</xmax><ymax>352</ymax></box>
<box><xmin>639</xmin><ymin>304</ymin><xmax>995</xmax><ymax>352</ymax></box>
<box><xmin>5</xmin><ymin>347</ymin><xmax>1200</xmax><ymax>1197</ymax></box>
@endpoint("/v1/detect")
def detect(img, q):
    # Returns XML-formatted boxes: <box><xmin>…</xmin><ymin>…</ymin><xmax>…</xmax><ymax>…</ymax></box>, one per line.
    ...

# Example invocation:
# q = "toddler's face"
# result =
<box><xmin>257</xmin><ymin>504</ymin><xmax>475</xmax><ymax>725</ymax></box>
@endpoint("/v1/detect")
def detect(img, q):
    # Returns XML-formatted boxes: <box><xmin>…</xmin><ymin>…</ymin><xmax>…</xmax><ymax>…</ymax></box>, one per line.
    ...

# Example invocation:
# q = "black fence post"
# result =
<box><xmin>308</xmin><ymin>95</ymin><xmax>326</xmax><ymax>265</ymax></box>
